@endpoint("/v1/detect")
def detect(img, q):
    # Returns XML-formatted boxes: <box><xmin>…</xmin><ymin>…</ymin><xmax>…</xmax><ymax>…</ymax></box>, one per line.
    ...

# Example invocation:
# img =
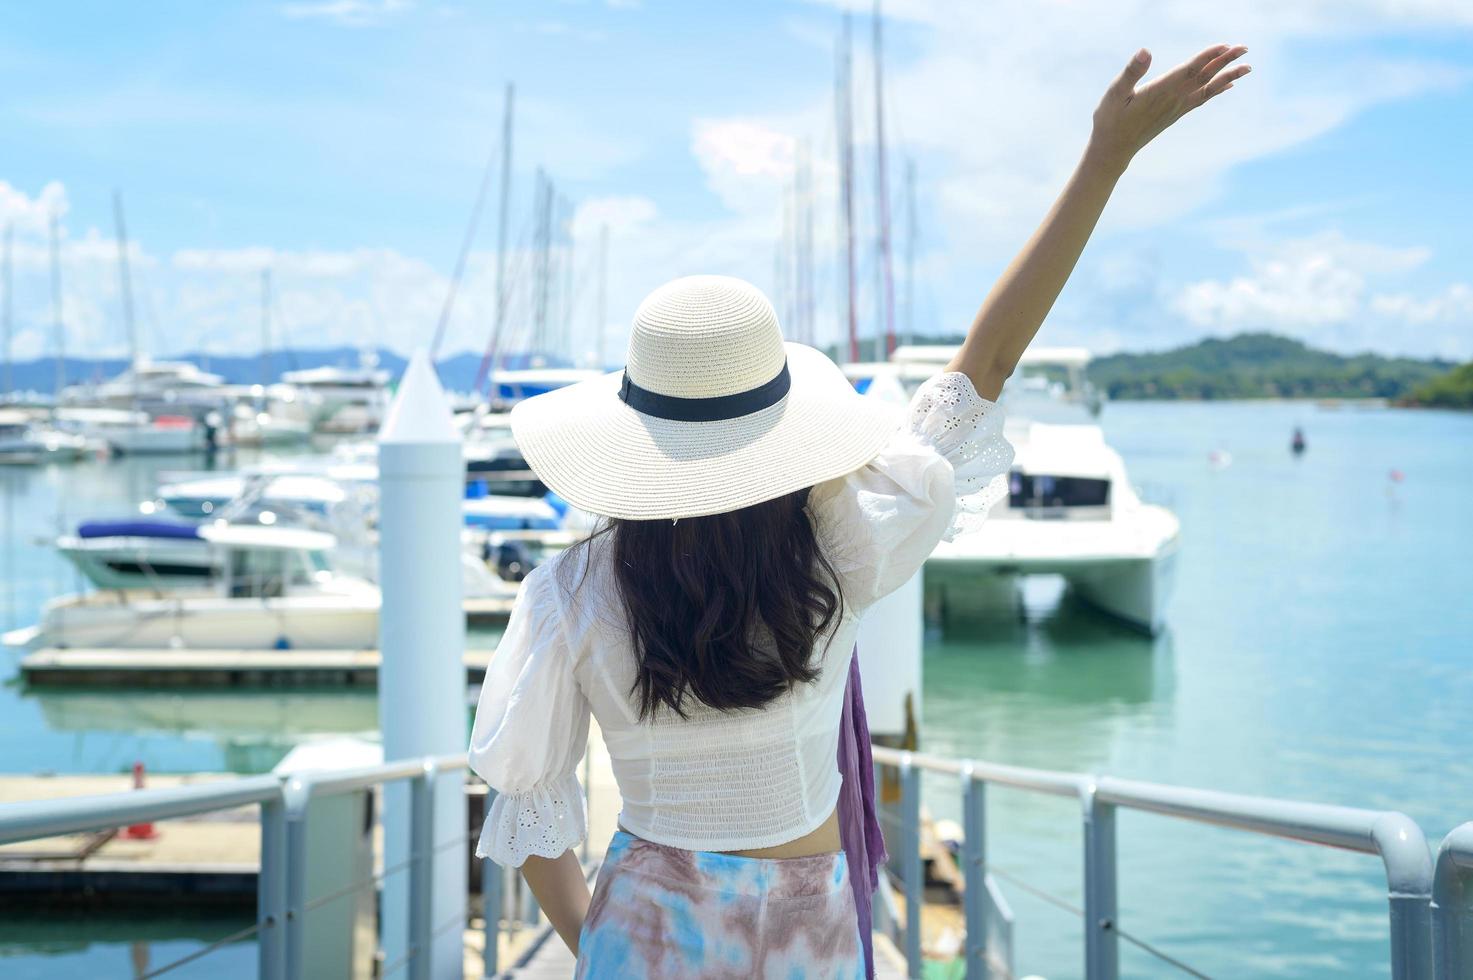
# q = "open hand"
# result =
<box><xmin>1089</xmin><ymin>44</ymin><xmax>1251</xmax><ymax>172</ymax></box>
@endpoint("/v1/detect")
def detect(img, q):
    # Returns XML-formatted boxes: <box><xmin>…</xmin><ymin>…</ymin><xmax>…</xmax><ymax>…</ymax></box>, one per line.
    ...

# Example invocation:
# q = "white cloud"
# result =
<box><xmin>1172</xmin><ymin>232</ymin><xmax>1470</xmax><ymax>357</ymax></box>
<box><xmin>278</xmin><ymin>0</ymin><xmax>412</xmax><ymax>27</ymax></box>
<box><xmin>688</xmin><ymin>1</ymin><xmax>1472</xmax><ymax>354</ymax></box>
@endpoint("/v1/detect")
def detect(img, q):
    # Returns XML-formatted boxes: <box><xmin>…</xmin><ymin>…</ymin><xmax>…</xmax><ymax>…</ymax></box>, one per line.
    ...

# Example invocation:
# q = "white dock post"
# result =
<box><xmin>856</xmin><ymin>369</ymin><xmax>923</xmax><ymax>741</ymax></box>
<box><xmin>378</xmin><ymin>350</ymin><xmax>466</xmax><ymax>980</ymax></box>
<box><xmin>856</xmin><ymin>572</ymin><xmax>923</xmax><ymax>740</ymax></box>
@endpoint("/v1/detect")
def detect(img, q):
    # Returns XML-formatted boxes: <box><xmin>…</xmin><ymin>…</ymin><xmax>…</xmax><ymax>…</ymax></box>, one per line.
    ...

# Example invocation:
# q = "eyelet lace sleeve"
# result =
<box><xmin>809</xmin><ymin>371</ymin><xmax>1013</xmax><ymax>610</ymax></box>
<box><xmin>468</xmin><ymin>564</ymin><xmax>591</xmax><ymax>867</ymax></box>
<box><xmin>908</xmin><ymin>372</ymin><xmax>1013</xmax><ymax>541</ymax></box>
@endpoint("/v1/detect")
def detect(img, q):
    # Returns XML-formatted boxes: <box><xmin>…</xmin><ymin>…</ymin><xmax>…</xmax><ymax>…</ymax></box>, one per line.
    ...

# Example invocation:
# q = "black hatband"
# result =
<box><xmin>619</xmin><ymin>361</ymin><xmax>790</xmax><ymax>422</ymax></box>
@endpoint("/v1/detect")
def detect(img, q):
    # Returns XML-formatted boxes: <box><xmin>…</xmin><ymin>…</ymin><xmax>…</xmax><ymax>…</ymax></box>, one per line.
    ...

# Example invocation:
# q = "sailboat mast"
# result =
<box><xmin>560</xmin><ymin>195</ymin><xmax>574</xmax><ymax>359</ymax></box>
<box><xmin>596</xmin><ymin>223</ymin><xmax>608</xmax><ymax>369</ymax></box>
<box><xmin>494</xmin><ymin>83</ymin><xmax>515</xmax><ymax>363</ymax></box>
<box><xmin>260</xmin><ymin>269</ymin><xmax>272</xmax><ymax>389</ymax></box>
<box><xmin>113</xmin><ymin>191</ymin><xmax>138</xmax><ymax>404</ymax></box>
<box><xmin>48</xmin><ymin>213</ymin><xmax>65</xmax><ymax>403</ymax></box>
<box><xmin>533</xmin><ymin>169</ymin><xmax>553</xmax><ymax>357</ymax></box>
<box><xmin>873</xmin><ymin>0</ymin><xmax>896</xmax><ymax>358</ymax></box>
<box><xmin>836</xmin><ymin>14</ymin><xmax>858</xmax><ymax>363</ymax></box>
<box><xmin>2</xmin><ymin>224</ymin><xmax>11</xmax><ymax>397</ymax></box>
<box><xmin>474</xmin><ymin>83</ymin><xmax>517</xmax><ymax>395</ymax></box>
<box><xmin>905</xmin><ymin>157</ymin><xmax>916</xmax><ymax>349</ymax></box>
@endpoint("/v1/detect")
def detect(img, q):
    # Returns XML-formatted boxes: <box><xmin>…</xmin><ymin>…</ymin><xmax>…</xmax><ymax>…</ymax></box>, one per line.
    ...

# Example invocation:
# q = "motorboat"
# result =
<box><xmin>154</xmin><ymin>467</ymin><xmax>374</xmax><ymax>521</ymax></box>
<box><xmin>6</xmin><ymin>525</ymin><xmax>381</xmax><ymax>650</ymax></box>
<box><xmin>227</xmin><ymin>386</ymin><xmax>315</xmax><ymax>447</ymax></box>
<box><xmin>857</xmin><ymin>346</ymin><xmax>1178</xmax><ymax>634</ymax></box>
<box><xmin>68</xmin><ymin>358</ymin><xmax>228</xmax><ymax>409</ymax></box>
<box><xmin>281</xmin><ymin>358</ymin><xmax>391</xmax><ymax>434</ymax></box>
<box><xmin>0</xmin><ymin>409</ymin><xmax>91</xmax><ymax>464</ymax></box>
<box><xmin>61</xmin><ymin>406</ymin><xmax>215</xmax><ymax>455</ymax></box>
<box><xmin>56</xmin><ymin>512</ymin><xmax>531</xmax><ymax>605</ymax></box>
<box><xmin>487</xmin><ymin>367</ymin><xmax>603</xmax><ymax>408</ymax></box>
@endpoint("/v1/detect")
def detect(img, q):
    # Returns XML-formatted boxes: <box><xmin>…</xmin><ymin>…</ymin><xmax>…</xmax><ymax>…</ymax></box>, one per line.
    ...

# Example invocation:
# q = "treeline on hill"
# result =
<box><xmin>1402</xmin><ymin>361</ymin><xmax>1473</xmax><ymax>409</ymax></box>
<box><xmin>1085</xmin><ymin>333</ymin><xmax>1456</xmax><ymax>401</ymax></box>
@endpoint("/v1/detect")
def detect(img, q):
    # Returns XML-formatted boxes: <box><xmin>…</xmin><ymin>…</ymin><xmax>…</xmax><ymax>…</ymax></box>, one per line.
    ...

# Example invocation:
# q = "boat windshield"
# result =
<box><xmin>1009</xmin><ymin>472</ymin><xmax>1111</xmax><ymax>516</ymax></box>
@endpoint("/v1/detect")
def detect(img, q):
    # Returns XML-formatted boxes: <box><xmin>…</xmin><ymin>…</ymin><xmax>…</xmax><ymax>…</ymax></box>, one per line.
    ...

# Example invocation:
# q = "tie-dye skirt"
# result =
<box><xmin>575</xmin><ymin>830</ymin><xmax>865</xmax><ymax>979</ymax></box>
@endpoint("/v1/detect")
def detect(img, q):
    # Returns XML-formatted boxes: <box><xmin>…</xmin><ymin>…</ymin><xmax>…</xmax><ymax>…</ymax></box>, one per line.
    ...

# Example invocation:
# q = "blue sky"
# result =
<box><xmin>1</xmin><ymin>0</ymin><xmax>1471</xmax><ymax>368</ymax></box>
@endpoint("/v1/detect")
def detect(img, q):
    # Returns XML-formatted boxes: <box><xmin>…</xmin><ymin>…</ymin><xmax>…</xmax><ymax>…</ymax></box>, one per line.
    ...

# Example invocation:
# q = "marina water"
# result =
<box><xmin>1</xmin><ymin>399</ymin><xmax>1469</xmax><ymax>977</ymax></box>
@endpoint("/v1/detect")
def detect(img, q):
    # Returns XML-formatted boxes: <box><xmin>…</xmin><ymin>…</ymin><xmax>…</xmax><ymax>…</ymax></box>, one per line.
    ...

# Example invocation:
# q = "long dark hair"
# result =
<box><xmin>569</xmin><ymin>488</ymin><xmax>844</xmax><ymax>721</ymax></box>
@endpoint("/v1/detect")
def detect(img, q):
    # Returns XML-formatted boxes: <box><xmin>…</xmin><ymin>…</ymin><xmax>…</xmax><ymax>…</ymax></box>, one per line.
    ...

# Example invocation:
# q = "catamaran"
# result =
<box><xmin>852</xmin><ymin>345</ymin><xmax>1180</xmax><ymax>634</ymax></box>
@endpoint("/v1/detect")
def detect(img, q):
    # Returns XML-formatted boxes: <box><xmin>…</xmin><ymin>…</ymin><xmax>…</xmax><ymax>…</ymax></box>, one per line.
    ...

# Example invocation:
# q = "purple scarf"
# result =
<box><xmin>837</xmin><ymin>646</ymin><xmax>886</xmax><ymax>979</ymax></box>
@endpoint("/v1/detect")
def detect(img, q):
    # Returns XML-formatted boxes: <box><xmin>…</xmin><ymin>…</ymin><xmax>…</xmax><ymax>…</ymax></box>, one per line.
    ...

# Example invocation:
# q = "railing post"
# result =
<box><xmin>408</xmin><ymin>760</ymin><xmax>438</xmax><ymax>980</ymax></box>
<box><xmin>482</xmin><ymin>857</ymin><xmax>501</xmax><ymax>977</ymax></box>
<box><xmin>482</xmin><ymin>788</ymin><xmax>502</xmax><ymax>979</ymax></box>
<box><xmin>900</xmin><ymin>753</ymin><xmax>923</xmax><ymax>979</ymax></box>
<box><xmin>1433</xmin><ymin>822</ymin><xmax>1473</xmax><ymax>980</ymax></box>
<box><xmin>258</xmin><ymin>790</ymin><xmax>287</xmax><ymax>980</ymax></box>
<box><xmin>1369</xmin><ymin>812</ymin><xmax>1434</xmax><ymax>980</ymax></box>
<box><xmin>281</xmin><ymin>777</ymin><xmax>312</xmax><ymax>980</ymax></box>
<box><xmin>961</xmin><ymin>765</ymin><xmax>987</xmax><ymax>979</ymax></box>
<box><xmin>1081</xmin><ymin>781</ymin><xmax>1118</xmax><ymax>980</ymax></box>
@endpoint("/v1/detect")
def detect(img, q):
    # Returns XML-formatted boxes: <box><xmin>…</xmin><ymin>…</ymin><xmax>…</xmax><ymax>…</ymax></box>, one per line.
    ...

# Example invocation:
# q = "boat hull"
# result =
<box><xmin>926</xmin><ymin>505</ymin><xmax>1180</xmax><ymax>634</ymax></box>
<box><xmin>36</xmin><ymin>593</ymin><xmax>381</xmax><ymax>650</ymax></box>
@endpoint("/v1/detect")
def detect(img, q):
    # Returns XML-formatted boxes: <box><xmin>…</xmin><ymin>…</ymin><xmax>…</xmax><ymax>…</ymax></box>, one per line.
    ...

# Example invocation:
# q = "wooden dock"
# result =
<box><xmin>0</xmin><ymin>772</ymin><xmax>259</xmax><ymax>906</ymax></box>
<box><xmin>19</xmin><ymin>646</ymin><xmax>495</xmax><ymax>687</ymax></box>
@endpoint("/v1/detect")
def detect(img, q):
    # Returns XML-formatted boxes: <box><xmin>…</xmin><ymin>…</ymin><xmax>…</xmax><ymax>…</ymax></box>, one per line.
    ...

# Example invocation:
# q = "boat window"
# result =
<box><xmin>228</xmin><ymin>548</ymin><xmax>289</xmax><ymax>598</ymax></box>
<box><xmin>1009</xmin><ymin>472</ymin><xmax>1110</xmax><ymax>511</ymax></box>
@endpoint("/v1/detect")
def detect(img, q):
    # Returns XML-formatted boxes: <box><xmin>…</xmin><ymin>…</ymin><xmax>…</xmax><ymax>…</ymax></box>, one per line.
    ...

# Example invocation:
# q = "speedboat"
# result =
<box><xmin>860</xmin><ymin>346</ymin><xmax>1179</xmax><ymax>634</ymax></box>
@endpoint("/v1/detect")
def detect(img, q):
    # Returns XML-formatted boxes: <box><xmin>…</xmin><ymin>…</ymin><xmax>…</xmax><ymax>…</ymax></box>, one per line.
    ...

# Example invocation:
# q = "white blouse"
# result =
<box><xmin>468</xmin><ymin>372</ymin><xmax>1014</xmax><ymax>867</ymax></box>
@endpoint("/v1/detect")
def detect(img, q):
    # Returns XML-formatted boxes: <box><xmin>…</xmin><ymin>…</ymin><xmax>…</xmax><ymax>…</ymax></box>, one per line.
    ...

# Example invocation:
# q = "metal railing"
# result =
<box><xmin>1433</xmin><ymin>822</ymin><xmax>1473</xmax><ymax>979</ymax></box>
<box><xmin>0</xmin><ymin>753</ymin><xmax>522</xmax><ymax>980</ymax></box>
<box><xmin>872</xmin><ymin>745</ymin><xmax>1439</xmax><ymax>980</ymax></box>
<box><xmin>1</xmin><ymin>749</ymin><xmax>1464</xmax><ymax>980</ymax></box>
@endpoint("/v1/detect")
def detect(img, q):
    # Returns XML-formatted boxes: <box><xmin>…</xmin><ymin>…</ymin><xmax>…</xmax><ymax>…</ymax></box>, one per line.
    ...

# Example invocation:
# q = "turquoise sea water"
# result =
<box><xmin>1</xmin><ymin>399</ymin><xmax>1470</xmax><ymax>977</ymax></box>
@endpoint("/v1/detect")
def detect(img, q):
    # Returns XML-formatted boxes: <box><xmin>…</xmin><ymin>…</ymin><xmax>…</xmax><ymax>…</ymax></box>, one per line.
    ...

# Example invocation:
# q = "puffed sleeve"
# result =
<box><xmin>468</xmin><ymin>564</ymin><xmax>591</xmax><ymax>867</ymax></box>
<box><xmin>810</xmin><ymin>371</ymin><xmax>1014</xmax><ymax>610</ymax></box>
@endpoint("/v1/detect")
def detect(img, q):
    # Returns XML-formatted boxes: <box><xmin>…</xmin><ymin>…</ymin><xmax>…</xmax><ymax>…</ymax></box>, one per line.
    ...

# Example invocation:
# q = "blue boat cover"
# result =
<box><xmin>77</xmin><ymin>519</ymin><xmax>201</xmax><ymax>540</ymax></box>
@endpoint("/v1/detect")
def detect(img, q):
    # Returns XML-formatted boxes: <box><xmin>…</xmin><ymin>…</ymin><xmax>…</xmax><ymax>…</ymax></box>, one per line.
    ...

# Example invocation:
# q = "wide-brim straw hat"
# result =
<box><xmin>510</xmin><ymin>274</ymin><xmax>902</xmax><ymax>520</ymax></box>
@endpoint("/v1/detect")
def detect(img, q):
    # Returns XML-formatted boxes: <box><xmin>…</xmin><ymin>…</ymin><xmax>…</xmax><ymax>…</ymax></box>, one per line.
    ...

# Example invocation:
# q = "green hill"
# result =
<box><xmin>1403</xmin><ymin>360</ymin><xmax>1473</xmax><ymax>409</ymax></box>
<box><xmin>1085</xmin><ymin>333</ymin><xmax>1454</xmax><ymax>401</ymax></box>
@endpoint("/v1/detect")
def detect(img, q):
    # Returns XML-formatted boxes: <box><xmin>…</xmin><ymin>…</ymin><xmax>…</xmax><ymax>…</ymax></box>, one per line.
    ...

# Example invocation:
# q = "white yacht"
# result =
<box><xmin>60</xmin><ymin>406</ymin><xmax>213</xmax><ymax>455</ymax></box>
<box><xmin>281</xmin><ymin>358</ymin><xmax>391</xmax><ymax>434</ymax></box>
<box><xmin>0</xmin><ymin>409</ymin><xmax>91</xmax><ymax>464</ymax></box>
<box><xmin>857</xmin><ymin>346</ymin><xmax>1179</xmax><ymax>634</ymax></box>
<box><xmin>69</xmin><ymin>358</ymin><xmax>228</xmax><ymax>409</ymax></box>
<box><xmin>7</xmin><ymin>525</ymin><xmax>381</xmax><ymax>651</ymax></box>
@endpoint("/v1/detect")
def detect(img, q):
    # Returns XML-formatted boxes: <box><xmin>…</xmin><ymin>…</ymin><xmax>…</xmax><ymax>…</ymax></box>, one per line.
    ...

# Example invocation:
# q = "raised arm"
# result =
<box><xmin>948</xmin><ymin>44</ymin><xmax>1251</xmax><ymax>399</ymax></box>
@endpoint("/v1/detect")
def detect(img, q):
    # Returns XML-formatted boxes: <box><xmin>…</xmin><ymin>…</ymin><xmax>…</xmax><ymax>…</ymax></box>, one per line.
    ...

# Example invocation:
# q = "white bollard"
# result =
<box><xmin>855</xmin><ymin>368</ymin><xmax>924</xmax><ymax>741</ymax></box>
<box><xmin>377</xmin><ymin>350</ymin><xmax>467</xmax><ymax>979</ymax></box>
<box><xmin>856</xmin><ymin>572</ymin><xmax>923</xmax><ymax>739</ymax></box>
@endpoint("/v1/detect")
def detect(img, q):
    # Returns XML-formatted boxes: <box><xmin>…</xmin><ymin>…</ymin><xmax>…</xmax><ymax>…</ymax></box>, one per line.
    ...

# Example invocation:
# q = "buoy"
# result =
<box><xmin>122</xmin><ymin>761</ymin><xmax>159</xmax><ymax>840</ymax></box>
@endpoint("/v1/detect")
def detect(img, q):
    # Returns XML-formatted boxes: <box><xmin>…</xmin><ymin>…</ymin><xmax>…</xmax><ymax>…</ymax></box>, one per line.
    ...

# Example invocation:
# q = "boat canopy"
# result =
<box><xmin>77</xmin><ymin>519</ymin><xmax>201</xmax><ymax>540</ymax></box>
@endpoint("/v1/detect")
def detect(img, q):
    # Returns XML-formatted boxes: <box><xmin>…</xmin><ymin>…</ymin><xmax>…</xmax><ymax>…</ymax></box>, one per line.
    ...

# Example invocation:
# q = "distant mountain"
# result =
<box><xmin>1085</xmin><ymin>333</ymin><xmax>1455</xmax><ymax>401</ymax></box>
<box><xmin>0</xmin><ymin>347</ymin><xmax>580</xmax><ymax>396</ymax></box>
<box><xmin>1403</xmin><ymin>360</ymin><xmax>1473</xmax><ymax>409</ymax></box>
